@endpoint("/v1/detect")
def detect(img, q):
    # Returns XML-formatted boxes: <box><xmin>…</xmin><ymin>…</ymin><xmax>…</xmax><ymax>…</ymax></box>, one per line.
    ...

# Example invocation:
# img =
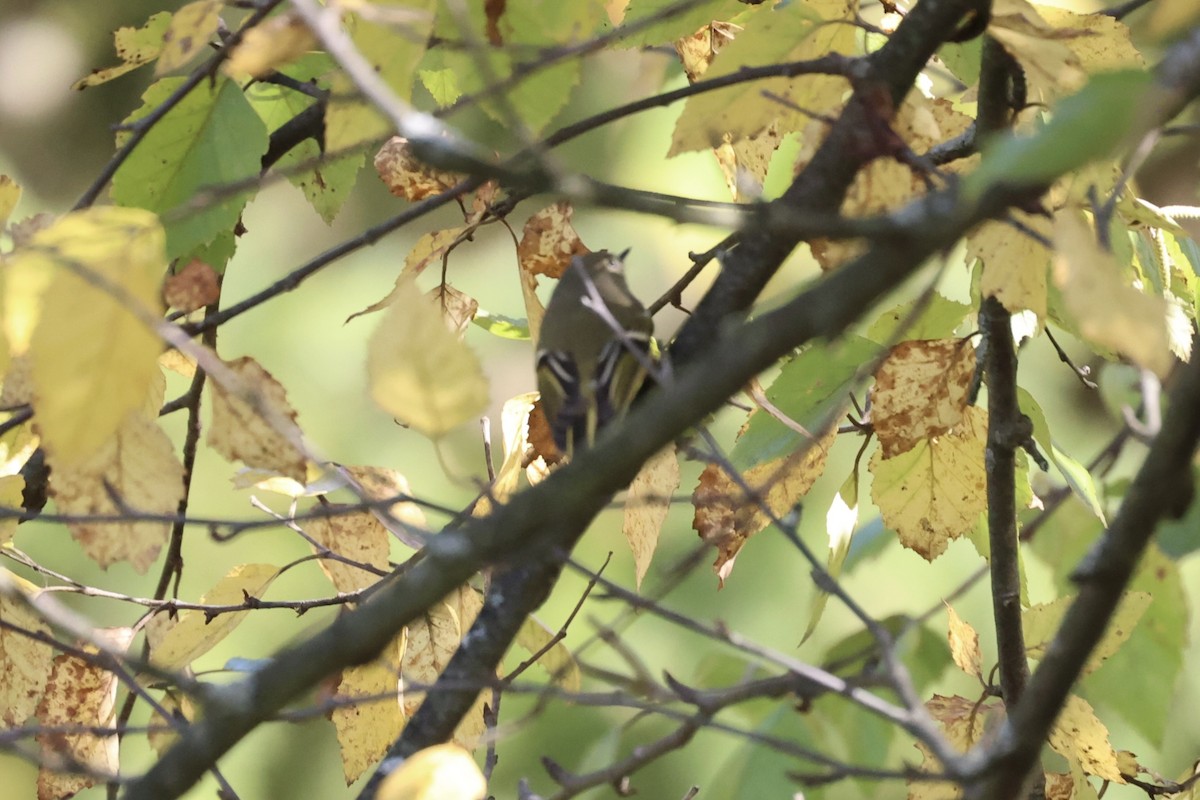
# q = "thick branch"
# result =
<box><xmin>670</xmin><ymin>0</ymin><xmax>989</xmax><ymax>365</ymax></box>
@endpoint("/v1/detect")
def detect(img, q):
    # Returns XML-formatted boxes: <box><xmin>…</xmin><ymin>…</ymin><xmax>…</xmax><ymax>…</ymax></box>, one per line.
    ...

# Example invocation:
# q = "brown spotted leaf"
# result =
<box><xmin>871</xmin><ymin>338</ymin><xmax>976</xmax><ymax>459</ymax></box>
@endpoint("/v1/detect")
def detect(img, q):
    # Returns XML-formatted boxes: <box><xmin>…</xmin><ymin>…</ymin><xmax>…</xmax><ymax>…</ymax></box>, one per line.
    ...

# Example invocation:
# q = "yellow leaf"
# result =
<box><xmin>476</xmin><ymin>392</ymin><xmax>537</xmax><ymax>518</ymax></box>
<box><xmin>1053</xmin><ymin>213</ymin><xmax>1173</xmax><ymax>378</ymax></box>
<box><xmin>156</xmin><ymin>0</ymin><xmax>221</xmax><ymax>75</ymax></box>
<box><xmin>870</xmin><ymin>339</ymin><xmax>976</xmax><ymax>458</ymax></box>
<box><xmin>376</xmin><ymin>744</ymin><xmax>486</xmax><ymax>800</ymax></box>
<box><xmin>622</xmin><ymin>444</ymin><xmax>680</xmax><ymax>589</ymax></box>
<box><xmin>308</xmin><ymin>509</ymin><xmax>391</xmax><ymax>594</ymax></box>
<box><xmin>670</xmin><ymin>1</ymin><xmax>853</xmax><ymax>156</ymax></box>
<box><xmin>402</xmin><ymin>586</ymin><xmax>486</xmax><ymax>750</ymax></box>
<box><xmin>966</xmin><ymin>215</ymin><xmax>1051</xmax><ymax>318</ymax></box>
<box><xmin>870</xmin><ymin>405</ymin><xmax>988</xmax><ymax>561</ymax></box>
<box><xmin>0</xmin><ymin>175</ymin><xmax>19</xmax><ymax>229</ymax></box>
<box><xmin>35</xmin><ymin>627</ymin><xmax>133</xmax><ymax>799</ymax></box>
<box><xmin>72</xmin><ymin>12</ymin><xmax>171</xmax><ymax>90</ymax></box>
<box><xmin>988</xmin><ymin>0</ymin><xmax>1086</xmax><ymax>100</ymax></box>
<box><xmin>514</xmin><ymin>615</ymin><xmax>582</xmax><ymax>693</ymax></box>
<box><xmin>1048</xmin><ymin>695</ymin><xmax>1123</xmax><ymax>783</ymax></box>
<box><xmin>18</xmin><ymin>207</ymin><xmax>165</xmax><ymax>465</ymax></box>
<box><xmin>368</xmin><ymin>276</ymin><xmax>489</xmax><ymax>438</ymax></box>
<box><xmin>49</xmin><ymin>413</ymin><xmax>184</xmax><ymax>572</ymax></box>
<box><xmin>149</xmin><ymin>564</ymin><xmax>278</xmax><ymax>669</ymax></box>
<box><xmin>1024</xmin><ymin>591</ymin><xmax>1151</xmax><ymax>675</ymax></box>
<box><xmin>224</xmin><ymin>11</ymin><xmax>316</xmax><ymax>78</ymax></box>
<box><xmin>333</xmin><ymin>636</ymin><xmax>405</xmax><ymax>784</ymax></box>
<box><xmin>694</xmin><ymin>427</ymin><xmax>835</xmax><ymax>585</ymax></box>
<box><xmin>945</xmin><ymin>603</ymin><xmax>982</xmax><ymax>680</ymax></box>
<box><xmin>208</xmin><ymin>356</ymin><xmax>308</xmax><ymax>482</ymax></box>
<box><xmin>1037</xmin><ymin>7</ymin><xmax>1143</xmax><ymax>73</ymax></box>
<box><xmin>0</xmin><ymin>475</ymin><xmax>24</xmax><ymax>546</ymax></box>
<box><xmin>342</xmin><ymin>464</ymin><xmax>428</xmax><ymax>531</ymax></box>
<box><xmin>0</xmin><ymin>570</ymin><xmax>55</xmax><ymax>727</ymax></box>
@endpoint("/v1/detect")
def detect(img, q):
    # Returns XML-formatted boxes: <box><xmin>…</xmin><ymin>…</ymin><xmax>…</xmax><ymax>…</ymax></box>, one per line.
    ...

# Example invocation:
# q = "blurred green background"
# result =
<box><xmin>1</xmin><ymin>1</ymin><xmax>1199</xmax><ymax>798</ymax></box>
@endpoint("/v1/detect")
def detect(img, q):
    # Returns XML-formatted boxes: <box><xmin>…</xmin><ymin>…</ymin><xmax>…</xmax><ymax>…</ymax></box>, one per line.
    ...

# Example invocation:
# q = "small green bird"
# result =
<box><xmin>536</xmin><ymin>250</ymin><xmax>654</xmax><ymax>455</ymax></box>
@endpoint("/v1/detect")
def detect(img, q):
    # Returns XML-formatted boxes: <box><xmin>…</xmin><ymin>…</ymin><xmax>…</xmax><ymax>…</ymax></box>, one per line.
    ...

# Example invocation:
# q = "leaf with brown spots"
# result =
<box><xmin>871</xmin><ymin>338</ymin><xmax>977</xmax><ymax>459</ymax></box>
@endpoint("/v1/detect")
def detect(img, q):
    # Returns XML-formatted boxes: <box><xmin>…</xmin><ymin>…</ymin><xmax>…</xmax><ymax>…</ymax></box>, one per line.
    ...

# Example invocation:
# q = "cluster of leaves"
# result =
<box><xmin>1</xmin><ymin>0</ymin><xmax>1200</xmax><ymax>798</ymax></box>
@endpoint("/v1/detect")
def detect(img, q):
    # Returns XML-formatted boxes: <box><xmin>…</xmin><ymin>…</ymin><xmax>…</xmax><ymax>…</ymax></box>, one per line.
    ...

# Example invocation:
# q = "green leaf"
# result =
<box><xmin>246</xmin><ymin>56</ymin><xmax>360</xmax><ymax>224</ymax></box>
<box><xmin>1018</xmin><ymin>388</ymin><xmax>1106</xmax><ymax>524</ymax></box>
<box><xmin>472</xmin><ymin>310</ymin><xmax>530</xmax><ymax>340</ymax></box>
<box><xmin>112</xmin><ymin>77</ymin><xmax>267</xmax><ymax>259</ymax></box>
<box><xmin>730</xmin><ymin>335</ymin><xmax>880</xmax><ymax>471</ymax></box>
<box><xmin>1156</xmin><ymin>466</ymin><xmax>1200</xmax><ymax>557</ymax></box>
<box><xmin>965</xmin><ymin>70</ymin><xmax>1154</xmax><ymax>199</ymax></box>
<box><xmin>866</xmin><ymin>291</ymin><xmax>972</xmax><ymax>344</ymax></box>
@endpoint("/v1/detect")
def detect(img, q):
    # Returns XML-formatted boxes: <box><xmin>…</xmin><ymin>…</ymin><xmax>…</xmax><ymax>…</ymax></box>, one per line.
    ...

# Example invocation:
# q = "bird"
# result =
<box><xmin>535</xmin><ymin>250</ymin><xmax>654</xmax><ymax>456</ymax></box>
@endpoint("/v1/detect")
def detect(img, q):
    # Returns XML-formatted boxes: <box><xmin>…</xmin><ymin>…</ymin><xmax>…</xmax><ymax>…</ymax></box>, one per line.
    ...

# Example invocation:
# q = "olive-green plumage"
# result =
<box><xmin>536</xmin><ymin>250</ymin><xmax>654</xmax><ymax>455</ymax></box>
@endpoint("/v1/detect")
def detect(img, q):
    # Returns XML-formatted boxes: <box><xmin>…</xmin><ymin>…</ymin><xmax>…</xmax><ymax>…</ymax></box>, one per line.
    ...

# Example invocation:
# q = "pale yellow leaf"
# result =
<box><xmin>1024</xmin><ymin>591</ymin><xmax>1151</xmax><ymax>675</ymax></box>
<box><xmin>308</xmin><ymin>509</ymin><xmax>391</xmax><ymax>594</ymax></box>
<box><xmin>208</xmin><ymin>356</ymin><xmax>308</xmax><ymax>482</ymax></box>
<box><xmin>871</xmin><ymin>338</ymin><xmax>976</xmax><ymax>458</ymax></box>
<box><xmin>0</xmin><ymin>475</ymin><xmax>24</xmax><ymax>546</ymax></box>
<box><xmin>72</xmin><ymin>13</ymin><xmax>170</xmax><ymax>90</ymax></box>
<box><xmin>333</xmin><ymin>636</ymin><xmax>405</xmax><ymax>784</ymax></box>
<box><xmin>367</xmin><ymin>276</ymin><xmax>489</xmax><ymax>438</ymax></box>
<box><xmin>1048</xmin><ymin>695</ymin><xmax>1123</xmax><ymax>783</ymax></box>
<box><xmin>224</xmin><ymin>11</ymin><xmax>316</xmax><ymax>78</ymax></box>
<box><xmin>18</xmin><ymin>208</ymin><xmax>165</xmax><ymax>465</ymax></box>
<box><xmin>156</xmin><ymin>0</ymin><xmax>221</xmax><ymax>75</ymax></box>
<box><xmin>966</xmin><ymin>215</ymin><xmax>1051</xmax><ymax>318</ymax></box>
<box><xmin>49</xmin><ymin>413</ymin><xmax>184</xmax><ymax>572</ymax></box>
<box><xmin>402</xmin><ymin>585</ymin><xmax>486</xmax><ymax>750</ymax></box>
<box><xmin>149</xmin><ymin>563</ymin><xmax>278</xmax><ymax>669</ymax></box>
<box><xmin>0</xmin><ymin>175</ymin><xmax>19</xmax><ymax>229</ymax></box>
<box><xmin>1053</xmin><ymin>213</ymin><xmax>1173</xmax><ymax>378</ymax></box>
<box><xmin>432</xmin><ymin>285</ymin><xmax>478</xmax><ymax>337</ymax></box>
<box><xmin>808</xmin><ymin>96</ymin><xmax>973</xmax><ymax>270</ymax></box>
<box><xmin>0</xmin><ymin>570</ymin><xmax>55</xmax><ymax>727</ymax></box>
<box><xmin>870</xmin><ymin>405</ymin><xmax>988</xmax><ymax>561</ymax></box>
<box><xmin>925</xmin><ymin>693</ymin><xmax>1005</xmax><ymax>752</ymax></box>
<box><xmin>1038</xmin><ymin>6</ymin><xmax>1143</xmax><ymax>73</ymax></box>
<box><xmin>342</xmin><ymin>464</ymin><xmax>428</xmax><ymax>532</ymax></box>
<box><xmin>514</xmin><ymin>615</ymin><xmax>581</xmax><ymax>693</ymax></box>
<box><xmin>988</xmin><ymin>0</ymin><xmax>1086</xmax><ymax>100</ymax></box>
<box><xmin>670</xmin><ymin>1</ymin><xmax>854</xmax><ymax>156</ymax></box>
<box><xmin>476</xmin><ymin>392</ymin><xmax>537</xmax><ymax>518</ymax></box>
<box><xmin>622</xmin><ymin>444</ymin><xmax>680</xmax><ymax>589</ymax></box>
<box><xmin>376</xmin><ymin>743</ymin><xmax>486</xmax><ymax>800</ymax></box>
<box><xmin>35</xmin><ymin>627</ymin><xmax>133</xmax><ymax>799</ymax></box>
<box><xmin>945</xmin><ymin>603</ymin><xmax>983</xmax><ymax>680</ymax></box>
